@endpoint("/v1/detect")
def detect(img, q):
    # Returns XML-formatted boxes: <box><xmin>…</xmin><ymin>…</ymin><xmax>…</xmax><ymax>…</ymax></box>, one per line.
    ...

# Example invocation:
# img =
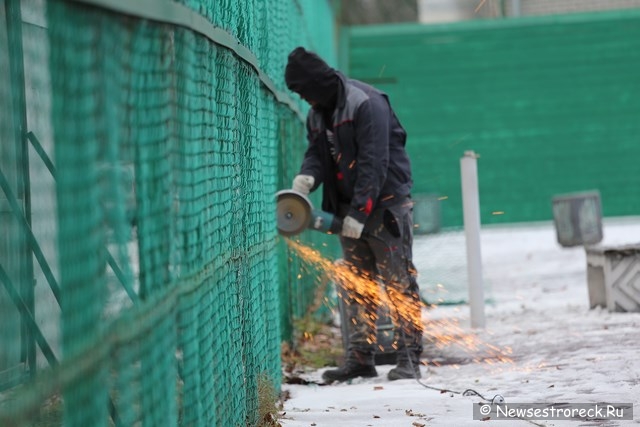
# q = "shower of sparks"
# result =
<box><xmin>288</xmin><ymin>239</ymin><xmax>421</xmax><ymax>342</ymax></box>
<box><xmin>287</xmin><ymin>239</ymin><xmax>513</xmax><ymax>366</ymax></box>
<box><xmin>378</xmin><ymin>64</ymin><xmax>387</xmax><ymax>78</ymax></box>
<box><xmin>423</xmin><ymin>317</ymin><xmax>513</xmax><ymax>365</ymax></box>
<box><xmin>474</xmin><ymin>0</ymin><xmax>488</xmax><ymax>14</ymax></box>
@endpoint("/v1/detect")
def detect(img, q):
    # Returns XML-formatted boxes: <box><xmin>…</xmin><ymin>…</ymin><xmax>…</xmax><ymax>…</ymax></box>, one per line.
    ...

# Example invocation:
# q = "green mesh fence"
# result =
<box><xmin>0</xmin><ymin>0</ymin><xmax>339</xmax><ymax>426</ymax></box>
<box><xmin>276</xmin><ymin>111</ymin><xmax>343</xmax><ymax>338</ymax></box>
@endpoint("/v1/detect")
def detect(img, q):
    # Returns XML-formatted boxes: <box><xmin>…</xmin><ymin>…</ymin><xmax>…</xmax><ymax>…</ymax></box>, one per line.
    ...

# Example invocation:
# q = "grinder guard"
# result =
<box><xmin>276</xmin><ymin>190</ymin><xmax>312</xmax><ymax>236</ymax></box>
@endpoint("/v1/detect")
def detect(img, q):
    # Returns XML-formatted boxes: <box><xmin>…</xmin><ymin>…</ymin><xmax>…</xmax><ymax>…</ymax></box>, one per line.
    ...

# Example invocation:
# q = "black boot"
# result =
<box><xmin>322</xmin><ymin>351</ymin><xmax>378</xmax><ymax>383</ymax></box>
<box><xmin>387</xmin><ymin>354</ymin><xmax>422</xmax><ymax>381</ymax></box>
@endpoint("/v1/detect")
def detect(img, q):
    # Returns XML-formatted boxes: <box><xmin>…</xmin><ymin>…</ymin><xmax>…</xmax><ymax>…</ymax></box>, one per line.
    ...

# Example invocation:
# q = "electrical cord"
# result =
<box><xmin>401</xmin><ymin>330</ymin><xmax>504</xmax><ymax>404</ymax></box>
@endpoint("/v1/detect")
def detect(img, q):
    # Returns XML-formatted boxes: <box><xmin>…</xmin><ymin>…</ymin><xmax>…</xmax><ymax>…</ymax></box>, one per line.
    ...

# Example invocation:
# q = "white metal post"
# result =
<box><xmin>511</xmin><ymin>0</ymin><xmax>522</xmax><ymax>17</ymax></box>
<box><xmin>461</xmin><ymin>150</ymin><xmax>486</xmax><ymax>328</ymax></box>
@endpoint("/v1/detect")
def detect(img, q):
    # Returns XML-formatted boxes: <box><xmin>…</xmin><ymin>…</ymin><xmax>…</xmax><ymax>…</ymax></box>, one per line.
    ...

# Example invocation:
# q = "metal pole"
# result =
<box><xmin>511</xmin><ymin>0</ymin><xmax>521</xmax><ymax>17</ymax></box>
<box><xmin>460</xmin><ymin>151</ymin><xmax>485</xmax><ymax>328</ymax></box>
<box><xmin>6</xmin><ymin>0</ymin><xmax>37</xmax><ymax>376</ymax></box>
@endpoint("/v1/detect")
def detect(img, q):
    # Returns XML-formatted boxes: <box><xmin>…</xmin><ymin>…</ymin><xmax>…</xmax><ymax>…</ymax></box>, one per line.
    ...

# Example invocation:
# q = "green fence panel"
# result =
<box><xmin>347</xmin><ymin>10</ymin><xmax>640</xmax><ymax>227</ymax></box>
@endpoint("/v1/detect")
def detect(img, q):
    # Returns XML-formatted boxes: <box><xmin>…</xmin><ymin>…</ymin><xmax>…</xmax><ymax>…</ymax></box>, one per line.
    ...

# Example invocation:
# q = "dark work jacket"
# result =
<box><xmin>299</xmin><ymin>73</ymin><xmax>413</xmax><ymax>223</ymax></box>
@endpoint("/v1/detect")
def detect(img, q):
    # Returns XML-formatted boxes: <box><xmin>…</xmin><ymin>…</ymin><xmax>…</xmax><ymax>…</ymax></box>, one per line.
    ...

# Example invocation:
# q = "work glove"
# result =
<box><xmin>341</xmin><ymin>216</ymin><xmax>365</xmax><ymax>239</ymax></box>
<box><xmin>292</xmin><ymin>174</ymin><xmax>314</xmax><ymax>195</ymax></box>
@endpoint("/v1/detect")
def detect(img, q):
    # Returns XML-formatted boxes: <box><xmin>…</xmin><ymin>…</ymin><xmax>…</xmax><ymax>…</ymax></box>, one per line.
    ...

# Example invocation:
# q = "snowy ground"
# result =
<box><xmin>281</xmin><ymin>217</ymin><xmax>640</xmax><ymax>426</ymax></box>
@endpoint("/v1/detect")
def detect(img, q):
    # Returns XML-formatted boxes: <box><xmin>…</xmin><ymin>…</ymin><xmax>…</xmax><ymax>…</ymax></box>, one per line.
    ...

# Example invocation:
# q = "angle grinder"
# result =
<box><xmin>276</xmin><ymin>189</ymin><xmax>343</xmax><ymax>236</ymax></box>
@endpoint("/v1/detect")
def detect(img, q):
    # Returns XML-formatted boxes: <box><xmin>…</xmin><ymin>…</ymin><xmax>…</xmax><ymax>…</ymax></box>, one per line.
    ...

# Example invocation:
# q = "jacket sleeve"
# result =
<box><xmin>299</xmin><ymin>115</ymin><xmax>324</xmax><ymax>192</ymax></box>
<box><xmin>347</xmin><ymin>94</ymin><xmax>390</xmax><ymax>223</ymax></box>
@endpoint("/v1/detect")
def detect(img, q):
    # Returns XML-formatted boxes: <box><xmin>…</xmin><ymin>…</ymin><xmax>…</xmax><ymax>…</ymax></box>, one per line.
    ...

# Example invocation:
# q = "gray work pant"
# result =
<box><xmin>338</xmin><ymin>198</ymin><xmax>423</xmax><ymax>360</ymax></box>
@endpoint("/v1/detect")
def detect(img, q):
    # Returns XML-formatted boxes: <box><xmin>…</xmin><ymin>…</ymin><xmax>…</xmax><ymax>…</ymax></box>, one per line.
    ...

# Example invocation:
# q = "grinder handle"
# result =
<box><xmin>309</xmin><ymin>209</ymin><xmax>343</xmax><ymax>234</ymax></box>
<box><xmin>309</xmin><ymin>210</ymin><xmax>371</xmax><ymax>239</ymax></box>
<box><xmin>309</xmin><ymin>210</ymin><xmax>375</xmax><ymax>239</ymax></box>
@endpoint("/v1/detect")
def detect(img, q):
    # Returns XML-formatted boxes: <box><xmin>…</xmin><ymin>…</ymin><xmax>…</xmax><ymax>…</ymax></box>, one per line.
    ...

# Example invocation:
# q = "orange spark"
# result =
<box><xmin>474</xmin><ymin>0</ymin><xmax>488</xmax><ymax>14</ymax></box>
<box><xmin>286</xmin><ymin>239</ymin><xmax>513</xmax><ymax>366</ymax></box>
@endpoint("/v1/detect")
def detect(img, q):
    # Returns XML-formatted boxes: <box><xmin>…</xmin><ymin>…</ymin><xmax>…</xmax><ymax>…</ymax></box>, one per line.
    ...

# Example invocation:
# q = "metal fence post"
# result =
<box><xmin>5</xmin><ymin>0</ymin><xmax>37</xmax><ymax>377</ymax></box>
<box><xmin>461</xmin><ymin>150</ymin><xmax>485</xmax><ymax>328</ymax></box>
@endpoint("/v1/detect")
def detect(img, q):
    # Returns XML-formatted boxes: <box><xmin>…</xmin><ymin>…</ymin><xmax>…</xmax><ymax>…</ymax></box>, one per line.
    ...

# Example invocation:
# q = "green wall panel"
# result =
<box><xmin>347</xmin><ymin>10</ymin><xmax>640</xmax><ymax>227</ymax></box>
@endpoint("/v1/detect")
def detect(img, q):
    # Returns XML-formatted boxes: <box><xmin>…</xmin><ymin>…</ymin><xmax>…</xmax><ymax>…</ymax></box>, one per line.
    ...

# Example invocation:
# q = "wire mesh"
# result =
<box><xmin>0</xmin><ymin>0</ymin><xmax>339</xmax><ymax>426</ymax></box>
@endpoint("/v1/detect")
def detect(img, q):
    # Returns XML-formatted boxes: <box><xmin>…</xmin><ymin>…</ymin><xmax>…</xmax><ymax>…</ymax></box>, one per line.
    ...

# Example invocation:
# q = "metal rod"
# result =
<box><xmin>460</xmin><ymin>151</ymin><xmax>486</xmax><ymax>328</ymax></box>
<box><xmin>5</xmin><ymin>0</ymin><xmax>37</xmax><ymax>376</ymax></box>
<box><xmin>0</xmin><ymin>263</ymin><xmax>58</xmax><ymax>368</ymax></box>
<box><xmin>511</xmin><ymin>0</ymin><xmax>521</xmax><ymax>17</ymax></box>
<box><xmin>106</xmin><ymin>249</ymin><xmax>139</xmax><ymax>304</ymax></box>
<box><xmin>0</xmin><ymin>168</ymin><xmax>62</xmax><ymax>304</ymax></box>
<box><xmin>26</xmin><ymin>132</ymin><xmax>57</xmax><ymax>177</ymax></box>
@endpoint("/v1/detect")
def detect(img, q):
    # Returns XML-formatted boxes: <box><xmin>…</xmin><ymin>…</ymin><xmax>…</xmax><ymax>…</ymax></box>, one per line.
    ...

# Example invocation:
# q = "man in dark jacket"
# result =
<box><xmin>285</xmin><ymin>46</ymin><xmax>423</xmax><ymax>382</ymax></box>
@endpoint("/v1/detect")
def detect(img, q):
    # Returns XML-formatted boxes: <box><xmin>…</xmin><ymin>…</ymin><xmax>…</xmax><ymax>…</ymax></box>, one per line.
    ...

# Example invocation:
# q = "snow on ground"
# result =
<box><xmin>281</xmin><ymin>217</ymin><xmax>640</xmax><ymax>426</ymax></box>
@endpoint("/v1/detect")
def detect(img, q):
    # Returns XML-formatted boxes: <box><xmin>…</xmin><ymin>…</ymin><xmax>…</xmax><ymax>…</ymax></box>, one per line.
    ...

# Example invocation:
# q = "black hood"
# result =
<box><xmin>285</xmin><ymin>47</ymin><xmax>340</xmax><ymax>109</ymax></box>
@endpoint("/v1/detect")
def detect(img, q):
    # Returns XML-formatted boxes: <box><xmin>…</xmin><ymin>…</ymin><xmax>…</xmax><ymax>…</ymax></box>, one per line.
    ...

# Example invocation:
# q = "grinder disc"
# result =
<box><xmin>276</xmin><ymin>190</ymin><xmax>312</xmax><ymax>236</ymax></box>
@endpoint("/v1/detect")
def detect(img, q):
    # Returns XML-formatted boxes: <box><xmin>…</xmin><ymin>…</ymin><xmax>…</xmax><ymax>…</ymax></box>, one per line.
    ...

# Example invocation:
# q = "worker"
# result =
<box><xmin>284</xmin><ymin>46</ymin><xmax>423</xmax><ymax>382</ymax></box>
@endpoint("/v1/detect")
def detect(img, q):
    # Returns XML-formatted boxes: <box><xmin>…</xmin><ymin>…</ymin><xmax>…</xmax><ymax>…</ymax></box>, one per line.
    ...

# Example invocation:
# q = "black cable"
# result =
<box><xmin>401</xmin><ymin>334</ymin><xmax>497</xmax><ymax>402</ymax></box>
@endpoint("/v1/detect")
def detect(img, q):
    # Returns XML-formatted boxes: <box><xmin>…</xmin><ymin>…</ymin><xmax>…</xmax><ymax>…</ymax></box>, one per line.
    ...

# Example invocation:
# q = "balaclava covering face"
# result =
<box><xmin>284</xmin><ymin>46</ymin><xmax>340</xmax><ymax>110</ymax></box>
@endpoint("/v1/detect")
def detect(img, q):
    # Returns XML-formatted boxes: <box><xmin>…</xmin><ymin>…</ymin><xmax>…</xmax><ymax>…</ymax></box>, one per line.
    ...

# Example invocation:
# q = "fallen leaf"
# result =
<box><xmin>374</xmin><ymin>386</ymin><xmax>384</xmax><ymax>390</ymax></box>
<box><xmin>404</xmin><ymin>409</ymin><xmax>426</xmax><ymax>418</ymax></box>
<box><xmin>548</xmin><ymin>384</ymin><xmax>555</xmax><ymax>388</ymax></box>
<box><xmin>373</xmin><ymin>415</ymin><xmax>380</xmax><ymax>418</ymax></box>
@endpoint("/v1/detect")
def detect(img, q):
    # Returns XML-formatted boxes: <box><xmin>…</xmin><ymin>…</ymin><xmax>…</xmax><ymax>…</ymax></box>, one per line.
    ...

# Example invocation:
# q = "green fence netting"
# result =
<box><xmin>0</xmin><ymin>0</ymin><xmax>339</xmax><ymax>426</ymax></box>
